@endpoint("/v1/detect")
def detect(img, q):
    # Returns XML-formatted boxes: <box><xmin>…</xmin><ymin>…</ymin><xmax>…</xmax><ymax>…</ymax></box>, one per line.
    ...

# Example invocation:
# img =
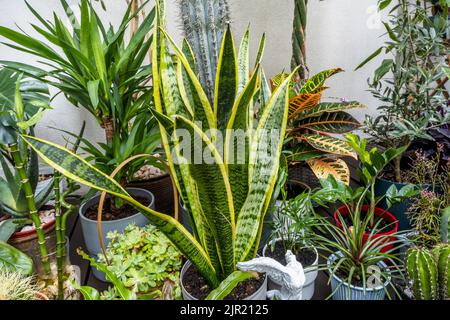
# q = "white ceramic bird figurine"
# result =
<box><xmin>237</xmin><ymin>250</ymin><xmax>306</xmax><ymax>300</ymax></box>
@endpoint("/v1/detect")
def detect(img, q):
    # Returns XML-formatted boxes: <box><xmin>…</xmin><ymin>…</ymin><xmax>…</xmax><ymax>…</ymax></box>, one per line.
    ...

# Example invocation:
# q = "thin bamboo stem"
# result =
<box><xmin>53</xmin><ymin>171</ymin><xmax>64</xmax><ymax>300</ymax></box>
<box><xmin>9</xmin><ymin>143</ymin><xmax>50</xmax><ymax>274</ymax></box>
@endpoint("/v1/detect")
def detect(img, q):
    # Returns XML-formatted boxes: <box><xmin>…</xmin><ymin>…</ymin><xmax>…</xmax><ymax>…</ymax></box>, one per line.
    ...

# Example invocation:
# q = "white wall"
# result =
<box><xmin>0</xmin><ymin>0</ymin><xmax>387</xmax><ymax>146</ymax></box>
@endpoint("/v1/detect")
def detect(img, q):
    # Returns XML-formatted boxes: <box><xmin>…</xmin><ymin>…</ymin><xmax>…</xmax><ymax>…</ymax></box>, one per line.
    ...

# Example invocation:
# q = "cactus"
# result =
<box><xmin>441</xmin><ymin>207</ymin><xmax>450</xmax><ymax>243</ymax></box>
<box><xmin>433</xmin><ymin>244</ymin><xmax>450</xmax><ymax>300</ymax></box>
<box><xmin>406</xmin><ymin>248</ymin><xmax>438</xmax><ymax>300</ymax></box>
<box><xmin>177</xmin><ymin>0</ymin><xmax>231</xmax><ymax>104</ymax></box>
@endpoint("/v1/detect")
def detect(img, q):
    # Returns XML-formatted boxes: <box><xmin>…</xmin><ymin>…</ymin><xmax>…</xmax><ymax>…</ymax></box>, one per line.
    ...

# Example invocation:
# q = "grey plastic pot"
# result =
<box><xmin>262</xmin><ymin>241</ymin><xmax>318</xmax><ymax>300</ymax></box>
<box><xmin>180</xmin><ymin>261</ymin><xmax>268</xmax><ymax>300</ymax></box>
<box><xmin>327</xmin><ymin>252</ymin><xmax>391</xmax><ymax>300</ymax></box>
<box><xmin>79</xmin><ymin>188</ymin><xmax>154</xmax><ymax>280</ymax></box>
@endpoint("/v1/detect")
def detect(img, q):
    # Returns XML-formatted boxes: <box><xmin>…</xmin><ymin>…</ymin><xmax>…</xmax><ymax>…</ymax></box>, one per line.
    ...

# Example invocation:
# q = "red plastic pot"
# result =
<box><xmin>333</xmin><ymin>205</ymin><xmax>399</xmax><ymax>253</ymax></box>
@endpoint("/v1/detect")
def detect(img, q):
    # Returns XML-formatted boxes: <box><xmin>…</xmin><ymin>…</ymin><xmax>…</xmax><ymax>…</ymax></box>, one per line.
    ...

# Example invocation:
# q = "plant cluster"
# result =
<box><xmin>95</xmin><ymin>224</ymin><xmax>182</xmax><ymax>300</ymax></box>
<box><xmin>0</xmin><ymin>271</ymin><xmax>38</xmax><ymax>300</ymax></box>
<box><xmin>358</xmin><ymin>0</ymin><xmax>450</xmax><ymax>182</ymax></box>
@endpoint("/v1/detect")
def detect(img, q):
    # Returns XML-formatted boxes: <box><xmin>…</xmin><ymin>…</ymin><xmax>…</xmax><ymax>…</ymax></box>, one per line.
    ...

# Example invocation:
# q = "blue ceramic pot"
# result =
<box><xmin>327</xmin><ymin>252</ymin><xmax>391</xmax><ymax>300</ymax></box>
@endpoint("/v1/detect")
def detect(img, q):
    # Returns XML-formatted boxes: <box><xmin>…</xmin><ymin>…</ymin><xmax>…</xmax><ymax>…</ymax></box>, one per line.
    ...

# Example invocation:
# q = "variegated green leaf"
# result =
<box><xmin>235</xmin><ymin>70</ymin><xmax>294</xmax><ymax>261</ymax></box>
<box><xmin>307</xmin><ymin>157</ymin><xmax>350</xmax><ymax>185</ymax></box>
<box><xmin>296</xmin><ymin>111</ymin><xmax>360</xmax><ymax>134</ymax></box>
<box><xmin>214</xmin><ymin>25</ymin><xmax>238</xmax><ymax>131</ymax></box>
<box><xmin>174</xmin><ymin>116</ymin><xmax>236</xmax><ymax>276</ymax></box>
<box><xmin>205</xmin><ymin>270</ymin><xmax>257</xmax><ymax>300</ymax></box>
<box><xmin>286</xmin><ymin>143</ymin><xmax>325</xmax><ymax>162</ymax></box>
<box><xmin>237</xmin><ymin>28</ymin><xmax>250</xmax><ymax>96</ymax></box>
<box><xmin>225</xmin><ymin>64</ymin><xmax>260</xmax><ymax>217</ymax></box>
<box><xmin>303</xmin><ymin>134</ymin><xmax>357</xmax><ymax>159</ymax></box>
<box><xmin>300</xmin><ymin>101</ymin><xmax>365</xmax><ymax>118</ymax></box>
<box><xmin>298</xmin><ymin>68</ymin><xmax>343</xmax><ymax>94</ymax></box>
<box><xmin>21</xmin><ymin>134</ymin><xmax>220</xmax><ymax>287</ymax></box>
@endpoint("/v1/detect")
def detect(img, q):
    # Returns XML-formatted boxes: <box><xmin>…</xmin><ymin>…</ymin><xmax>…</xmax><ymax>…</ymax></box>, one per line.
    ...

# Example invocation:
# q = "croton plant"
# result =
<box><xmin>272</xmin><ymin>69</ymin><xmax>365</xmax><ymax>185</ymax></box>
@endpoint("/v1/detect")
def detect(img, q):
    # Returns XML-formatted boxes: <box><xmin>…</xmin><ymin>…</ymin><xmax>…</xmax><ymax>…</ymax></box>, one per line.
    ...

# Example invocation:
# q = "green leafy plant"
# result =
<box><xmin>0</xmin><ymin>69</ymin><xmax>53</xmax><ymax>274</ymax></box>
<box><xmin>275</xmin><ymin>69</ymin><xmax>365</xmax><ymax>185</ymax></box>
<box><xmin>19</xmin><ymin>1</ymin><xmax>294</xmax><ymax>299</ymax></box>
<box><xmin>357</xmin><ymin>0</ymin><xmax>450</xmax><ymax>182</ymax></box>
<box><xmin>0</xmin><ymin>0</ymin><xmax>160</xmax><ymax>195</ymax></box>
<box><xmin>93</xmin><ymin>224</ymin><xmax>182</xmax><ymax>300</ymax></box>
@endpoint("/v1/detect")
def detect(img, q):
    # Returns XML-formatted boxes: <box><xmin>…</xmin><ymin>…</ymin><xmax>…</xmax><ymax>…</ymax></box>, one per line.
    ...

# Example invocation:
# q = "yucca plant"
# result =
<box><xmin>273</xmin><ymin>69</ymin><xmax>365</xmax><ymax>185</ymax></box>
<box><xmin>20</xmin><ymin>1</ymin><xmax>294</xmax><ymax>299</ymax></box>
<box><xmin>0</xmin><ymin>0</ymin><xmax>159</xmax><ymax>192</ymax></box>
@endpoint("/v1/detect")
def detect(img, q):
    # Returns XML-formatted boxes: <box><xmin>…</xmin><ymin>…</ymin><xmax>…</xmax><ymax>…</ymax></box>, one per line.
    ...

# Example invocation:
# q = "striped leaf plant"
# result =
<box><xmin>273</xmin><ymin>69</ymin><xmax>365</xmax><ymax>185</ymax></box>
<box><xmin>21</xmin><ymin>2</ymin><xmax>295</xmax><ymax>299</ymax></box>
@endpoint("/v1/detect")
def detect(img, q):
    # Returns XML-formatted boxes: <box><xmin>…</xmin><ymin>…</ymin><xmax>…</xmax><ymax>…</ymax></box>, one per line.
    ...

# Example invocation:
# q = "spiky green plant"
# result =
<box><xmin>177</xmin><ymin>0</ymin><xmax>231</xmax><ymax>104</ymax></box>
<box><xmin>19</xmin><ymin>2</ymin><xmax>293</xmax><ymax>299</ymax></box>
<box><xmin>442</xmin><ymin>207</ymin><xmax>450</xmax><ymax>244</ymax></box>
<box><xmin>433</xmin><ymin>244</ymin><xmax>450</xmax><ymax>300</ymax></box>
<box><xmin>406</xmin><ymin>247</ymin><xmax>438</xmax><ymax>300</ymax></box>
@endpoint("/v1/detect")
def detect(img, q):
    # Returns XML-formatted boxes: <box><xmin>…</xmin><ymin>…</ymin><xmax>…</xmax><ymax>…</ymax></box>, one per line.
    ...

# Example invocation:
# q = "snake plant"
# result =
<box><xmin>21</xmin><ymin>2</ymin><xmax>294</xmax><ymax>296</ymax></box>
<box><xmin>273</xmin><ymin>69</ymin><xmax>365</xmax><ymax>185</ymax></box>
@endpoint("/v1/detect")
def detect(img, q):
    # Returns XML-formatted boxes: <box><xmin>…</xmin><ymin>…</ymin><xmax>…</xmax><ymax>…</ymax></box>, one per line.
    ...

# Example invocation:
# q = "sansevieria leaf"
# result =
<box><xmin>21</xmin><ymin>134</ymin><xmax>220</xmax><ymax>287</ymax></box>
<box><xmin>235</xmin><ymin>69</ymin><xmax>295</xmax><ymax>261</ymax></box>
<box><xmin>303</xmin><ymin>134</ymin><xmax>357</xmax><ymax>159</ymax></box>
<box><xmin>307</xmin><ymin>157</ymin><xmax>350</xmax><ymax>185</ymax></box>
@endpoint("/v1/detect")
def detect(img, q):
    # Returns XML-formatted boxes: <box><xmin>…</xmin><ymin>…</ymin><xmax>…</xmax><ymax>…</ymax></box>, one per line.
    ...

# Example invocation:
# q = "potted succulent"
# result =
<box><xmin>0</xmin><ymin>0</ymin><xmax>166</xmax><ymax>260</ymax></box>
<box><xmin>263</xmin><ymin>191</ymin><xmax>321</xmax><ymax>300</ymax></box>
<box><xmin>356</xmin><ymin>0</ymin><xmax>450</xmax><ymax>230</ymax></box>
<box><xmin>78</xmin><ymin>224</ymin><xmax>182</xmax><ymax>299</ymax></box>
<box><xmin>21</xmin><ymin>0</ymin><xmax>295</xmax><ymax>300</ymax></box>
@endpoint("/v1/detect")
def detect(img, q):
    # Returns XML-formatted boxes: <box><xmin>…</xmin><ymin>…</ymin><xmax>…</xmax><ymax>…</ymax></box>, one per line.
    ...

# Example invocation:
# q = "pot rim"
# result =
<box><xmin>11</xmin><ymin>205</ymin><xmax>56</xmax><ymax>239</ymax></box>
<box><xmin>180</xmin><ymin>260</ymin><xmax>267</xmax><ymax>300</ymax></box>
<box><xmin>262</xmin><ymin>239</ymin><xmax>319</xmax><ymax>270</ymax></box>
<box><xmin>334</xmin><ymin>204</ymin><xmax>399</xmax><ymax>237</ymax></box>
<box><xmin>327</xmin><ymin>252</ymin><xmax>391</xmax><ymax>292</ymax></box>
<box><xmin>78</xmin><ymin>187</ymin><xmax>155</xmax><ymax>225</ymax></box>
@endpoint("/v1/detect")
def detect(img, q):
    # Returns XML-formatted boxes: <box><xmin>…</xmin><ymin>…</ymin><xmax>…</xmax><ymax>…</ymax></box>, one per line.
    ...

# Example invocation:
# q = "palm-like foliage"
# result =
<box><xmin>0</xmin><ymin>0</ymin><xmax>158</xmax><ymax>183</ymax></box>
<box><xmin>21</xmin><ymin>2</ymin><xmax>294</xmax><ymax>297</ymax></box>
<box><xmin>273</xmin><ymin>69</ymin><xmax>365</xmax><ymax>185</ymax></box>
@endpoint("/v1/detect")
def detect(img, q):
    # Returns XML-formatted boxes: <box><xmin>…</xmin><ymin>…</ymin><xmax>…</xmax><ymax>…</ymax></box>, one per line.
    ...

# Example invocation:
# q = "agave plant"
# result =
<box><xmin>273</xmin><ymin>69</ymin><xmax>364</xmax><ymax>185</ymax></box>
<box><xmin>0</xmin><ymin>0</ymin><xmax>158</xmax><ymax>186</ymax></box>
<box><xmin>21</xmin><ymin>2</ymin><xmax>294</xmax><ymax>299</ymax></box>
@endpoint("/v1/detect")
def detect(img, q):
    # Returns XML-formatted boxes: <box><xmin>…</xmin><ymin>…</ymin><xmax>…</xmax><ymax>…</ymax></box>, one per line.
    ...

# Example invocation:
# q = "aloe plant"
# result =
<box><xmin>21</xmin><ymin>2</ymin><xmax>294</xmax><ymax>297</ymax></box>
<box><xmin>177</xmin><ymin>0</ymin><xmax>231</xmax><ymax>104</ymax></box>
<box><xmin>273</xmin><ymin>69</ymin><xmax>365</xmax><ymax>185</ymax></box>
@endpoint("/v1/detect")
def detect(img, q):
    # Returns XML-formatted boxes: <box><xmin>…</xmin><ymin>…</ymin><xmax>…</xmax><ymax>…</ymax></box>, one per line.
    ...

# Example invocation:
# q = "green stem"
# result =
<box><xmin>54</xmin><ymin>171</ymin><xmax>64</xmax><ymax>300</ymax></box>
<box><xmin>9</xmin><ymin>143</ymin><xmax>50</xmax><ymax>274</ymax></box>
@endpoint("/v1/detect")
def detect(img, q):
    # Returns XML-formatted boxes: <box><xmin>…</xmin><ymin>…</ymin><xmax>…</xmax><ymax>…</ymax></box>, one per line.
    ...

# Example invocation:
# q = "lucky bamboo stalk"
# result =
<box><xmin>53</xmin><ymin>171</ymin><xmax>64</xmax><ymax>300</ymax></box>
<box><xmin>9</xmin><ymin>143</ymin><xmax>50</xmax><ymax>274</ymax></box>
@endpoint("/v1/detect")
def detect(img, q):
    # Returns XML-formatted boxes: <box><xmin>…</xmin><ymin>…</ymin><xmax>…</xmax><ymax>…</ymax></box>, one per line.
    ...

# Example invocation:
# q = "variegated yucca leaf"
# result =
<box><xmin>296</xmin><ymin>111</ymin><xmax>360</xmax><ymax>134</ymax></box>
<box><xmin>298</xmin><ymin>68</ymin><xmax>343</xmax><ymax>94</ymax></box>
<box><xmin>300</xmin><ymin>101</ymin><xmax>365</xmax><ymax>119</ymax></box>
<box><xmin>21</xmin><ymin>134</ymin><xmax>220</xmax><ymax>287</ymax></box>
<box><xmin>307</xmin><ymin>157</ymin><xmax>350</xmax><ymax>186</ymax></box>
<box><xmin>288</xmin><ymin>92</ymin><xmax>323</xmax><ymax>119</ymax></box>
<box><xmin>302</xmin><ymin>134</ymin><xmax>357</xmax><ymax>159</ymax></box>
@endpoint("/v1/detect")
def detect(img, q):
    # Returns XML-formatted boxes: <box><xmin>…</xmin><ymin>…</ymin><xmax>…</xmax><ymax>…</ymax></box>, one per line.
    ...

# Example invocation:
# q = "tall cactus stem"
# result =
<box><xmin>406</xmin><ymin>247</ymin><xmax>438</xmax><ymax>300</ymax></box>
<box><xmin>291</xmin><ymin>0</ymin><xmax>308</xmax><ymax>82</ymax></box>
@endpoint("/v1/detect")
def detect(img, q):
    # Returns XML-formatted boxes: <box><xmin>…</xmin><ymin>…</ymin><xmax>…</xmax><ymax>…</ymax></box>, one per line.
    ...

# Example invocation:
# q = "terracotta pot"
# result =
<box><xmin>334</xmin><ymin>205</ymin><xmax>398</xmax><ymax>253</ymax></box>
